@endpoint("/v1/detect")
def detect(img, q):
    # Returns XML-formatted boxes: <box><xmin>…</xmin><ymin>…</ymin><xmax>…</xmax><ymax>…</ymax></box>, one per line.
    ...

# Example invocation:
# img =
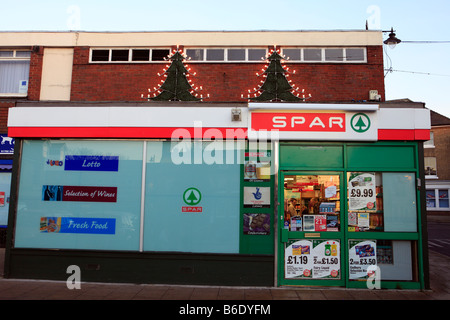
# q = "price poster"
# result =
<box><xmin>285</xmin><ymin>239</ymin><xmax>340</xmax><ymax>279</ymax></box>
<box><xmin>348</xmin><ymin>240</ymin><xmax>377</xmax><ymax>279</ymax></box>
<box><xmin>348</xmin><ymin>172</ymin><xmax>376</xmax><ymax>211</ymax></box>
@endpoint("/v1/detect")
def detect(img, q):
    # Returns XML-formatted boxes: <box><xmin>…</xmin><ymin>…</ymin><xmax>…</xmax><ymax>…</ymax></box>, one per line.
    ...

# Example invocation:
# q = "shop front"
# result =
<box><xmin>4</xmin><ymin>102</ymin><xmax>430</xmax><ymax>289</ymax></box>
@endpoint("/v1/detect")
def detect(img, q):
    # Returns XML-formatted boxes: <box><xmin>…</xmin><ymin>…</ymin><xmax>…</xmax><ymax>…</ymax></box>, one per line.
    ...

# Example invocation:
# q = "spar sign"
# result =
<box><xmin>248</xmin><ymin>110</ymin><xmax>377</xmax><ymax>141</ymax></box>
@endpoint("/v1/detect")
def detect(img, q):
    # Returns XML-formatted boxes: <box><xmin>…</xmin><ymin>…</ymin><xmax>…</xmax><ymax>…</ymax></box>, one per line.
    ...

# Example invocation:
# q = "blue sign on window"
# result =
<box><xmin>64</xmin><ymin>155</ymin><xmax>119</xmax><ymax>171</ymax></box>
<box><xmin>0</xmin><ymin>135</ymin><xmax>14</xmax><ymax>154</ymax></box>
<box><xmin>40</xmin><ymin>217</ymin><xmax>116</xmax><ymax>234</ymax></box>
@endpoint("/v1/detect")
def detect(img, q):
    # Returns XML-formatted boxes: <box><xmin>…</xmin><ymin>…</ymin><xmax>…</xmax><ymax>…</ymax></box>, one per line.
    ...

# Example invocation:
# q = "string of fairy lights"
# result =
<box><xmin>142</xmin><ymin>45</ymin><xmax>311</xmax><ymax>102</ymax></box>
<box><xmin>141</xmin><ymin>47</ymin><xmax>209</xmax><ymax>101</ymax></box>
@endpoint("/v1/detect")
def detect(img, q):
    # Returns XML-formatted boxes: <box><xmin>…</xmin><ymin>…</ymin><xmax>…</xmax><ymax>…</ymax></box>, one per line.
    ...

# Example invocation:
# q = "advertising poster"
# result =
<box><xmin>348</xmin><ymin>172</ymin><xmax>376</xmax><ymax>211</ymax></box>
<box><xmin>243</xmin><ymin>187</ymin><xmax>270</xmax><ymax>208</ymax></box>
<box><xmin>244</xmin><ymin>161</ymin><xmax>271</xmax><ymax>181</ymax></box>
<box><xmin>243</xmin><ymin>213</ymin><xmax>270</xmax><ymax>235</ymax></box>
<box><xmin>348</xmin><ymin>240</ymin><xmax>377</xmax><ymax>279</ymax></box>
<box><xmin>64</xmin><ymin>155</ymin><xmax>119</xmax><ymax>172</ymax></box>
<box><xmin>0</xmin><ymin>135</ymin><xmax>14</xmax><ymax>154</ymax></box>
<box><xmin>42</xmin><ymin>185</ymin><xmax>117</xmax><ymax>202</ymax></box>
<box><xmin>285</xmin><ymin>239</ymin><xmax>340</xmax><ymax>279</ymax></box>
<box><xmin>40</xmin><ymin>217</ymin><xmax>116</xmax><ymax>234</ymax></box>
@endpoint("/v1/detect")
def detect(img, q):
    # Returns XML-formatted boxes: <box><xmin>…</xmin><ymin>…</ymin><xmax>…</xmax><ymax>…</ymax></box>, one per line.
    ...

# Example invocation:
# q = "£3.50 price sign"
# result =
<box><xmin>285</xmin><ymin>240</ymin><xmax>340</xmax><ymax>279</ymax></box>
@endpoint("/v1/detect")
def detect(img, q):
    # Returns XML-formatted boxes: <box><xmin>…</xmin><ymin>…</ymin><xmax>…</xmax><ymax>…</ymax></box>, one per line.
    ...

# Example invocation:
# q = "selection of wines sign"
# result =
<box><xmin>42</xmin><ymin>185</ymin><xmax>117</xmax><ymax>202</ymax></box>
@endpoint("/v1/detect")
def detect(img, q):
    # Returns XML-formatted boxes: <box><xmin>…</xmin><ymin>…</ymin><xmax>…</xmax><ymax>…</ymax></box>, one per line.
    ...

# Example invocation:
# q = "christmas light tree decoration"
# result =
<box><xmin>142</xmin><ymin>49</ymin><xmax>208</xmax><ymax>102</ymax></box>
<box><xmin>244</xmin><ymin>48</ymin><xmax>311</xmax><ymax>102</ymax></box>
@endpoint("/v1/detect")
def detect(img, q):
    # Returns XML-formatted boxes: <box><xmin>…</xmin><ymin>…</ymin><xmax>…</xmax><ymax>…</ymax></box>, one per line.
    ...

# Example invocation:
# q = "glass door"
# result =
<box><xmin>278</xmin><ymin>172</ymin><xmax>345</xmax><ymax>287</ymax></box>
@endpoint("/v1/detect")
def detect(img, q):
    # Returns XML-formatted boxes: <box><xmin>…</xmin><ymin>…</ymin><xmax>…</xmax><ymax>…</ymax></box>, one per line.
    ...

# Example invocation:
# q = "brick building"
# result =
<box><xmin>425</xmin><ymin>110</ymin><xmax>450</xmax><ymax>213</ymax></box>
<box><xmin>0</xmin><ymin>31</ymin><xmax>432</xmax><ymax>289</ymax></box>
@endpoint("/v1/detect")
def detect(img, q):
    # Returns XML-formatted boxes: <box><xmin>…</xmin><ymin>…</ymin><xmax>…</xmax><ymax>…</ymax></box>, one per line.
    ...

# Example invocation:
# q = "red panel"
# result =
<box><xmin>414</xmin><ymin>129</ymin><xmax>431</xmax><ymax>141</ymax></box>
<box><xmin>8</xmin><ymin>127</ymin><xmax>248</xmax><ymax>139</ymax></box>
<box><xmin>377</xmin><ymin>129</ymin><xmax>429</xmax><ymax>141</ymax></box>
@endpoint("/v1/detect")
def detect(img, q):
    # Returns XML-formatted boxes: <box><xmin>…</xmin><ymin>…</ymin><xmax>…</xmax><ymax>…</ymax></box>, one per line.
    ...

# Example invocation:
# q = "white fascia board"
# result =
<box><xmin>8</xmin><ymin>106</ymin><xmax>248</xmax><ymax>128</ymax></box>
<box><xmin>378</xmin><ymin>108</ymin><xmax>430</xmax><ymax>129</ymax></box>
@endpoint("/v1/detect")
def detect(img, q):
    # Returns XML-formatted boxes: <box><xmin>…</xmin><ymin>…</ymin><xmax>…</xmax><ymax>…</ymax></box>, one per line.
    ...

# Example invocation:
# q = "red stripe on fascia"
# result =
<box><xmin>378</xmin><ymin>129</ymin><xmax>422</xmax><ymax>140</ymax></box>
<box><xmin>8</xmin><ymin>127</ymin><xmax>248</xmax><ymax>139</ymax></box>
<box><xmin>414</xmin><ymin>129</ymin><xmax>431</xmax><ymax>141</ymax></box>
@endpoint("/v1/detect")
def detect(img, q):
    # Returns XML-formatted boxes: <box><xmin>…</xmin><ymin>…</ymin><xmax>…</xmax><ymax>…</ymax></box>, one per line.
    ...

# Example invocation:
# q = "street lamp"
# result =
<box><xmin>384</xmin><ymin>27</ymin><xmax>402</xmax><ymax>49</ymax></box>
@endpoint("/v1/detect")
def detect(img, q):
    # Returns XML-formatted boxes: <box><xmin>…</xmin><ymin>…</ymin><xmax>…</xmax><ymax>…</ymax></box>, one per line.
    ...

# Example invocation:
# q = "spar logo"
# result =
<box><xmin>182</xmin><ymin>187</ymin><xmax>202</xmax><ymax>213</ymax></box>
<box><xmin>351</xmin><ymin>113</ymin><xmax>371</xmax><ymax>133</ymax></box>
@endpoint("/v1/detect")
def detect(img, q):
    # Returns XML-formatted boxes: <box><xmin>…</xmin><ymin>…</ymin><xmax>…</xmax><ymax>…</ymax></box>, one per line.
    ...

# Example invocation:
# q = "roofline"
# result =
<box><xmin>0</xmin><ymin>30</ymin><xmax>383</xmax><ymax>47</ymax></box>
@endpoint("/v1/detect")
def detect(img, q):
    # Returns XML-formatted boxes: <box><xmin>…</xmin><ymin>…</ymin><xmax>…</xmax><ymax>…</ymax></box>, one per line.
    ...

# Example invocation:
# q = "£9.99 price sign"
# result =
<box><xmin>348</xmin><ymin>172</ymin><xmax>376</xmax><ymax>211</ymax></box>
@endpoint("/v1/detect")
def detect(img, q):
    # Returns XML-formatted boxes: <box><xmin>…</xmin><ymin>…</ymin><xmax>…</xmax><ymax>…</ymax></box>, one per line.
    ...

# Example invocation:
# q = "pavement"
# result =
<box><xmin>0</xmin><ymin>216</ymin><xmax>449</xmax><ymax>302</ymax></box>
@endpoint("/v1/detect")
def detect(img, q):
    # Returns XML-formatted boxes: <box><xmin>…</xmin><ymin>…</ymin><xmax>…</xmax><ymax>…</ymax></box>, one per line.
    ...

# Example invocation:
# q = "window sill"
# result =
<box><xmin>0</xmin><ymin>93</ymin><xmax>27</xmax><ymax>98</ymax></box>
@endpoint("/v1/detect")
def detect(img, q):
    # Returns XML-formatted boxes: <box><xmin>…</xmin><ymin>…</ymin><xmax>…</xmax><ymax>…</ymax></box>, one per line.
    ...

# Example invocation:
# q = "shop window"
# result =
<box><xmin>347</xmin><ymin>172</ymin><xmax>417</xmax><ymax>233</ymax></box>
<box><xmin>0</xmin><ymin>172</ymin><xmax>11</xmax><ymax>227</ymax></box>
<box><xmin>144</xmin><ymin>141</ymin><xmax>241</xmax><ymax>253</ymax></box>
<box><xmin>349</xmin><ymin>240</ymin><xmax>414</xmax><ymax>281</ymax></box>
<box><xmin>284</xmin><ymin>174</ymin><xmax>341</xmax><ymax>232</ymax></box>
<box><xmin>348</xmin><ymin>172</ymin><xmax>383</xmax><ymax>232</ymax></box>
<box><xmin>14</xmin><ymin>140</ymin><xmax>144</xmax><ymax>251</ymax></box>
<box><xmin>0</xmin><ymin>50</ymin><xmax>31</xmax><ymax>96</ymax></box>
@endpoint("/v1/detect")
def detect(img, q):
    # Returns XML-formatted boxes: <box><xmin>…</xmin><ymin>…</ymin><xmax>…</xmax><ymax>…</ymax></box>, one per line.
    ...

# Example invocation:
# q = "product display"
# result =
<box><xmin>283</xmin><ymin>175</ymin><xmax>340</xmax><ymax>232</ymax></box>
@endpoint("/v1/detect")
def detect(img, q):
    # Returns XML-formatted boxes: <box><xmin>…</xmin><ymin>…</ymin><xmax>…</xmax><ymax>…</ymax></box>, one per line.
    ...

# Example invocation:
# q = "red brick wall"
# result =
<box><xmin>70</xmin><ymin>46</ymin><xmax>385</xmax><ymax>103</ymax></box>
<box><xmin>0</xmin><ymin>101</ymin><xmax>15</xmax><ymax>133</ymax></box>
<box><xmin>27</xmin><ymin>46</ymin><xmax>44</xmax><ymax>101</ymax></box>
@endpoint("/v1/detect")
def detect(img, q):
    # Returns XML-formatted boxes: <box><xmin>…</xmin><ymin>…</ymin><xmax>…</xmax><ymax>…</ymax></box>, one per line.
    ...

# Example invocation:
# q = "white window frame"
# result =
<box><xmin>0</xmin><ymin>49</ymin><xmax>31</xmax><ymax>97</ymax></box>
<box><xmin>89</xmin><ymin>48</ymin><xmax>172</xmax><ymax>63</ymax></box>
<box><xmin>426</xmin><ymin>188</ymin><xmax>450</xmax><ymax>211</ymax></box>
<box><xmin>184</xmin><ymin>47</ymin><xmax>268</xmax><ymax>63</ymax></box>
<box><xmin>282</xmin><ymin>47</ymin><xmax>367</xmax><ymax>63</ymax></box>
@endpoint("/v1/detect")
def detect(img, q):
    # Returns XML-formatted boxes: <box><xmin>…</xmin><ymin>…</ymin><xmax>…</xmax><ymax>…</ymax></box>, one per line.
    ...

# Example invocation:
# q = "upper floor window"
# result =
<box><xmin>89</xmin><ymin>47</ymin><xmax>367</xmax><ymax>63</ymax></box>
<box><xmin>282</xmin><ymin>47</ymin><xmax>366</xmax><ymax>63</ymax></box>
<box><xmin>90</xmin><ymin>48</ymin><xmax>171</xmax><ymax>62</ymax></box>
<box><xmin>424</xmin><ymin>156</ymin><xmax>437</xmax><ymax>178</ymax></box>
<box><xmin>424</xmin><ymin>132</ymin><xmax>435</xmax><ymax>148</ymax></box>
<box><xmin>0</xmin><ymin>50</ymin><xmax>31</xmax><ymax>96</ymax></box>
<box><xmin>185</xmin><ymin>48</ymin><xmax>267</xmax><ymax>62</ymax></box>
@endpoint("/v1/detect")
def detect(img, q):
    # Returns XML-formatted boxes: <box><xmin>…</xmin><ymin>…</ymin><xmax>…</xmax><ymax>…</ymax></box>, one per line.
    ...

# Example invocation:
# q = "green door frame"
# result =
<box><xmin>278</xmin><ymin>171</ymin><xmax>346</xmax><ymax>287</ymax></box>
<box><xmin>276</xmin><ymin>142</ymin><xmax>426</xmax><ymax>290</ymax></box>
